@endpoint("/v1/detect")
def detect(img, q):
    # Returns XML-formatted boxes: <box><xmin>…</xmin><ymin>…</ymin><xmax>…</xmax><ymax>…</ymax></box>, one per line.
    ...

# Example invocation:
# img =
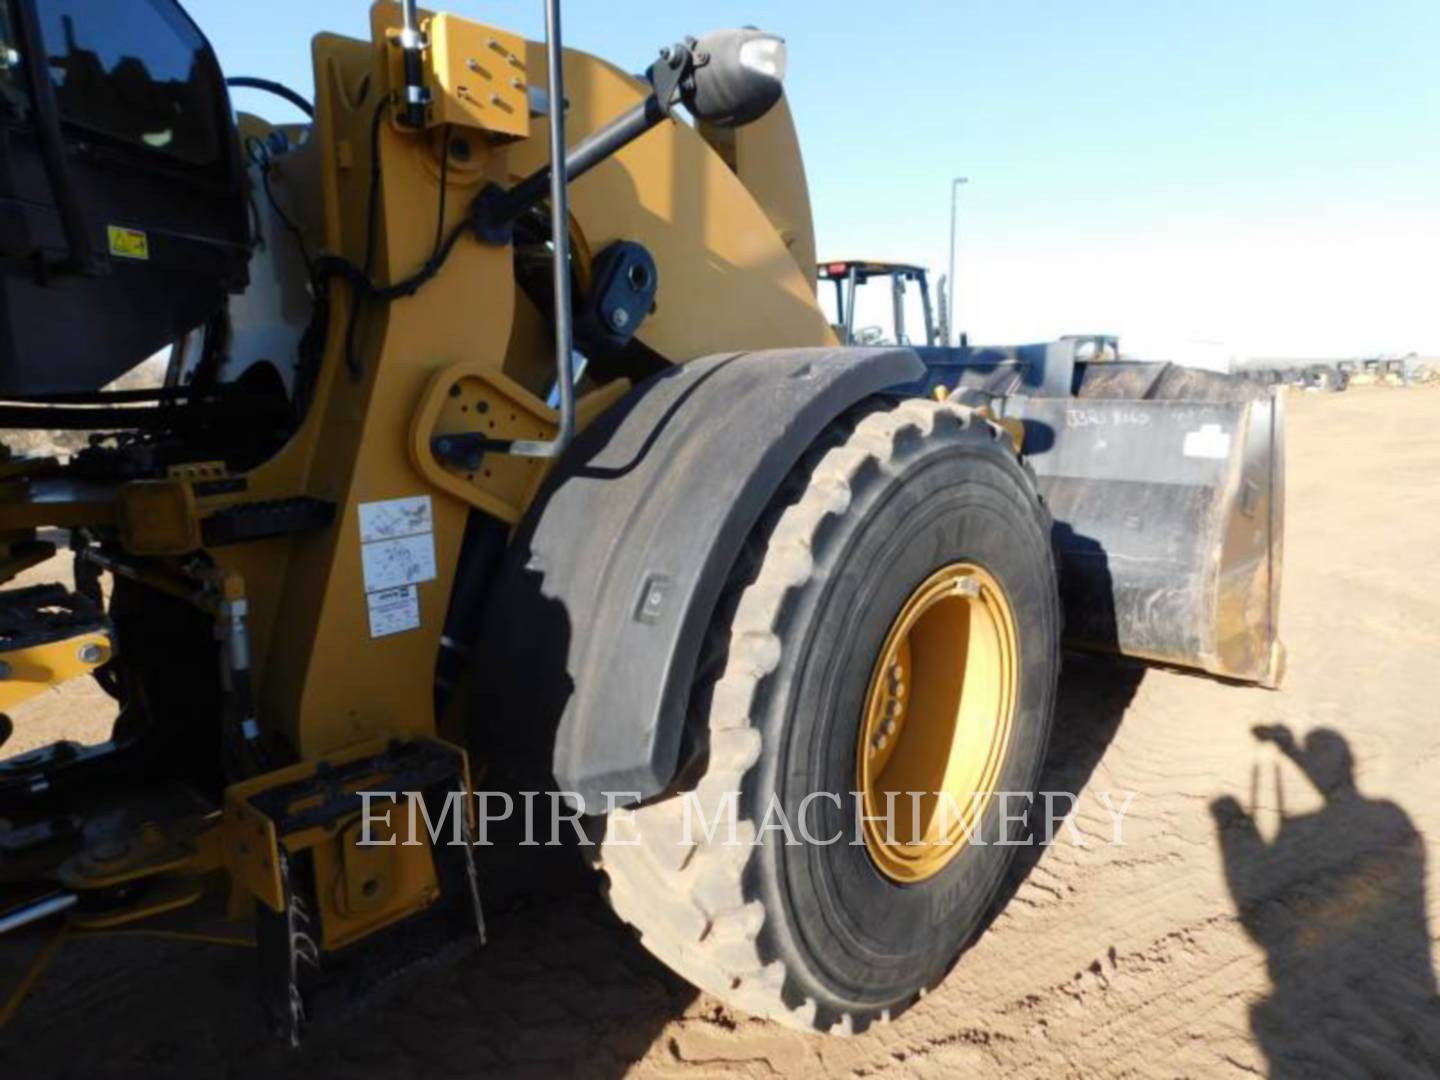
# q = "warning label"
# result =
<box><xmin>361</xmin><ymin>532</ymin><xmax>436</xmax><ymax>593</ymax></box>
<box><xmin>107</xmin><ymin>225</ymin><xmax>150</xmax><ymax>261</ymax></box>
<box><xmin>359</xmin><ymin>495</ymin><xmax>433</xmax><ymax>543</ymax></box>
<box><xmin>367</xmin><ymin>585</ymin><xmax>421</xmax><ymax>638</ymax></box>
<box><xmin>358</xmin><ymin>496</ymin><xmax>435</xmax><ymax>637</ymax></box>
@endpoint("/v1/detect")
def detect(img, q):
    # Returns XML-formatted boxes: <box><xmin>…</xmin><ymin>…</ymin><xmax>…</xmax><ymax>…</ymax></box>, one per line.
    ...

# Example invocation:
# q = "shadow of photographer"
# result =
<box><xmin>1211</xmin><ymin>726</ymin><xmax>1440</xmax><ymax>1077</ymax></box>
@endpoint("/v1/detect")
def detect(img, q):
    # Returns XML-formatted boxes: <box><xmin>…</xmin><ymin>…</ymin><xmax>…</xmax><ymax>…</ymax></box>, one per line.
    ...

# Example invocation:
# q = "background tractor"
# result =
<box><xmin>0</xmin><ymin>0</ymin><xmax>1282</xmax><ymax>1042</ymax></box>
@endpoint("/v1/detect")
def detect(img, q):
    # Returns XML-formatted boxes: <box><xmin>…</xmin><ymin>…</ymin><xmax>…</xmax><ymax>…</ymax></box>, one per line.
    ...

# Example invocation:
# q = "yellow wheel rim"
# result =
<box><xmin>856</xmin><ymin>563</ymin><xmax>1020</xmax><ymax>884</ymax></box>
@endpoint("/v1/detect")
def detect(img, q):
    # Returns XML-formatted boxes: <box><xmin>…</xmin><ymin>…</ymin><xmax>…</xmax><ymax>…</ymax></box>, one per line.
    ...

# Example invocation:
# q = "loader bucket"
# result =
<box><xmin>903</xmin><ymin>348</ymin><xmax>1285</xmax><ymax>685</ymax></box>
<box><xmin>1007</xmin><ymin>368</ymin><xmax>1285</xmax><ymax>685</ymax></box>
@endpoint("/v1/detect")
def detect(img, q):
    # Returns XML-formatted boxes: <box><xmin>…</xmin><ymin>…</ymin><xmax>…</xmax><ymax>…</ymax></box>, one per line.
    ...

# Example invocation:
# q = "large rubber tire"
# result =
<box><xmin>596</xmin><ymin>398</ymin><xmax>1061</xmax><ymax>1033</ymax></box>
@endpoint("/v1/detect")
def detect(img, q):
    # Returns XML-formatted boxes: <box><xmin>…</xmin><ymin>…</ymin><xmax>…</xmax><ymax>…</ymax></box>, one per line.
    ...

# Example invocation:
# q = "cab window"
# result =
<box><xmin>34</xmin><ymin>0</ymin><xmax>222</xmax><ymax>165</ymax></box>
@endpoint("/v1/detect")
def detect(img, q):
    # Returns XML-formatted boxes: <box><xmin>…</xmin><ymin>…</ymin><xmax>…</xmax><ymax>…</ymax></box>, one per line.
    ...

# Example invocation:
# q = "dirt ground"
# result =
<box><xmin>2</xmin><ymin>384</ymin><xmax>1438</xmax><ymax>1078</ymax></box>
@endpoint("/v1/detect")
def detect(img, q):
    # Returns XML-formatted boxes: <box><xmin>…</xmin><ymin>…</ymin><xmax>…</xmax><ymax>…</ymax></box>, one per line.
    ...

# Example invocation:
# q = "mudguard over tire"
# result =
<box><xmin>598</xmin><ymin>398</ymin><xmax>1062</xmax><ymax>1033</ymax></box>
<box><xmin>475</xmin><ymin>347</ymin><xmax>924</xmax><ymax>805</ymax></box>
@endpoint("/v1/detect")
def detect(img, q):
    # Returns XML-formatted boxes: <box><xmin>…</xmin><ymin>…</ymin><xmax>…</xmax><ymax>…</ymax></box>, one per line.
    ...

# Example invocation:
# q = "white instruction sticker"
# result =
<box><xmin>1182</xmin><ymin>423</ymin><xmax>1232</xmax><ymax>460</ymax></box>
<box><xmin>359</xmin><ymin>496</ymin><xmax>433</xmax><ymax>543</ymax></box>
<box><xmin>358</xmin><ymin>496</ymin><xmax>436</xmax><ymax>637</ymax></box>
<box><xmin>367</xmin><ymin>585</ymin><xmax>421</xmax><ymax>638</ymax></box>
<box><xmin>361</xmin><ymin>532</ymin><xmax>437</xmax><ymax>593</ymax></box>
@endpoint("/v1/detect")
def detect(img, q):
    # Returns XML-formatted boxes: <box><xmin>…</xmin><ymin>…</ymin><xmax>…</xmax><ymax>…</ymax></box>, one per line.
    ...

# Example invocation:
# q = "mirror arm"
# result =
<box><xmin>473</xmin><ymin>44</ymin><xmax>695</xmax><ymax>243</ymax></box>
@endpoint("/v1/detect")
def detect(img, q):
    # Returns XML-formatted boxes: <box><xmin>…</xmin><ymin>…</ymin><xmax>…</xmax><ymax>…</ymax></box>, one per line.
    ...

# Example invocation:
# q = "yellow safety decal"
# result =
<box><xmin>107</xmin><ymin>226</ymin><xmax>150</xmax><ymax>261</ymax></box>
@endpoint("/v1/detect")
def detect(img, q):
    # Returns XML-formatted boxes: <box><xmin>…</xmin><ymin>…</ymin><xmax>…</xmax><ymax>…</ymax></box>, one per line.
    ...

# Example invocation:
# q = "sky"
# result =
<box><xmin>190</xmin><ymin>0</ymin><xmax>1440</xmax><ymax>360</ymax></box>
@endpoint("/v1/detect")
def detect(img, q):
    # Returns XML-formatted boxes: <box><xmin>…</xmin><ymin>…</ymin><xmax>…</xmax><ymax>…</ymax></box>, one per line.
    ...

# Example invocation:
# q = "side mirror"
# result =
<box><xmin>680</xmin><ymin>28</ymin><xmax>787</xmax><ymax>128</ymax></box>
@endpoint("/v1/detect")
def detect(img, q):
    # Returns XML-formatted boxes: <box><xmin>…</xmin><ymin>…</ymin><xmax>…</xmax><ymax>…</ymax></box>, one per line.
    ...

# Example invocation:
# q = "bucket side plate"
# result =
<box><xmin>1007</xmin><ymin>392</ymin><xmax>1284</xmax><ymax>684</ymax></box>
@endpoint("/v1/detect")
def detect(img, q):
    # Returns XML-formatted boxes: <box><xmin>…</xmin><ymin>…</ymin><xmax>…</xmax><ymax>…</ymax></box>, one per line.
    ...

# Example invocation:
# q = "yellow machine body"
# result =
<box><xmin>0</xmin><ymin>2</ymin><xmax>834</xmax><ymax>958</ymax></box>
<box><xmin>220</xmin><ymin>5</ymin><xmax>833</xmax><ymax>761</ymax></box>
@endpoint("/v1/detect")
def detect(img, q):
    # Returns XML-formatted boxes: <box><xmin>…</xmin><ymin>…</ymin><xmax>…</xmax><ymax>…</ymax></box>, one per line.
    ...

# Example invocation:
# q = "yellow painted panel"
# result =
<box><xmin>427</xmin><ymin>14</ymin><xmax>530</xmax><ymax>139</ymax></box>
<box><xmin>0</xmin><ymin>630</ymin><xmax>110</xmax><ymax>711</ymax></box>
<box><xmin>503</xmin><ymin>44</ymin><xmax>838</xmax><ymax>362</ymax></box>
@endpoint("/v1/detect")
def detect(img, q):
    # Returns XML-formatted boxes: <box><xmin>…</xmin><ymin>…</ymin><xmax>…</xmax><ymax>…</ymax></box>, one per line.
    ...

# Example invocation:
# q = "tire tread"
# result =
<box><xmin>597</xmin><ymin>398</ymin><xmax>1053</xmax><ymax>1033</ymax></box>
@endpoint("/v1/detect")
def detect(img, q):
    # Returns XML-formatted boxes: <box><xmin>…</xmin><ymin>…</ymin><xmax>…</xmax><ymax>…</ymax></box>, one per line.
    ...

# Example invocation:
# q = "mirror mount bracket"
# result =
<box><xmin>648</xmin><ymin>41</ymin><xmax>697</xmax><ymax>117</ymax></box>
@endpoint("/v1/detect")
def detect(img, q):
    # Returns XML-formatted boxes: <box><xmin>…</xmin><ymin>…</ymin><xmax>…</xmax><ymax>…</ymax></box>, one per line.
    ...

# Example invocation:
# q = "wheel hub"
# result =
<box><xmin>856</xmin><ymin>562</ymin><xmax>1020</xmax><ymax>884</ymax></box>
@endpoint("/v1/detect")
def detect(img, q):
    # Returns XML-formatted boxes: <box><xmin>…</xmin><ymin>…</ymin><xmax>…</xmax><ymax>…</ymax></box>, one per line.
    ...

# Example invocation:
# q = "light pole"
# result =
<box><xmin>947</xmin><ymin>176</ymin><xmax>969</xmax><ymax>346</ymax></box>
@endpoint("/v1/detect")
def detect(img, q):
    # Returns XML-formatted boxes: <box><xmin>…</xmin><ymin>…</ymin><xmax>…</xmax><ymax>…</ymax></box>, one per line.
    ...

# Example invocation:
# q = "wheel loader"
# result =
<box><xmin>0</xmin><ymin>0</ymin><xmax>1283</xmax><ymax>1044</ymax></box>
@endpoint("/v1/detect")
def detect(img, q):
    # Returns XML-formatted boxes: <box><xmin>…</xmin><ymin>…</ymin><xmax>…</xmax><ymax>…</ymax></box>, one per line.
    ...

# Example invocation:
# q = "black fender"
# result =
<box><xmin>475</xmin><ymin>346</ymin><xmax>924</xmax><ymax>807</ymax></box>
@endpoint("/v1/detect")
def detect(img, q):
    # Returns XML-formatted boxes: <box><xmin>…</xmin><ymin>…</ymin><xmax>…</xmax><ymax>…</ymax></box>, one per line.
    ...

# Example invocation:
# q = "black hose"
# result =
<box><xmin>226</xmin><ymin>77</ymin><xmax>315</xmax><ymax>119</ymax></box>
<box><xmin>245</xmin><ymin>135</ymin><xmax>313</xmax><ymax>271</ymax></box>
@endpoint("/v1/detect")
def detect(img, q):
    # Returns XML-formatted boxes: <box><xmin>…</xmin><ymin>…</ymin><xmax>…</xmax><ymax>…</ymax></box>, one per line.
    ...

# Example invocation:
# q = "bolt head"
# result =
<box><xmin>78</xmin><ymin>643</ymin><xmax>105</xmax><ymax>665</ymax></box>
<box><xmin>611</xmin><ymin>308</ymin><xmax>631</xmax><ymax>329</ymax></box>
